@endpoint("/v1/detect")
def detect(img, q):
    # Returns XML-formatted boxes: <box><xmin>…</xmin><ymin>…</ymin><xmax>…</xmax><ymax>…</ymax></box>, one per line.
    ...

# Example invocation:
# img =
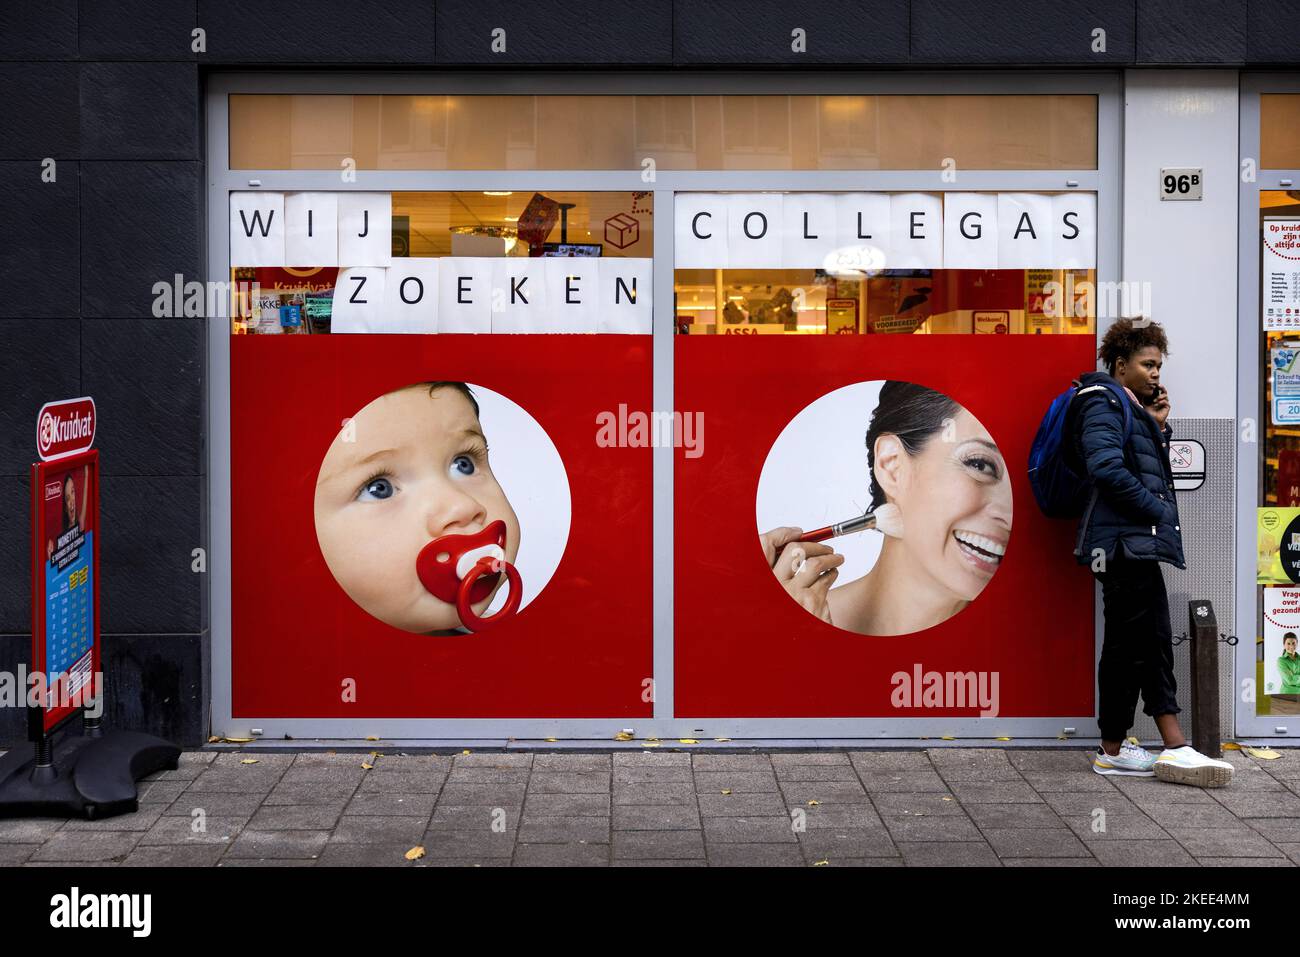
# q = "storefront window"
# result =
<box><xmin>227</xmin><ymin>190</ymin><xmax>653</xmax><ymax>335</ymax></box>
<box><xmin>229</xmin><ymin>94</ymin><xmax>1097</xmax><ymax>171</ymax></box>
<box><xmin>215</xmin><ymin>80</ymin><xmax>1110</xmax><ymax>734</ymax></box>
<box><xmin>673</xmin><ymin>191</ymin><xmax>1097</xmax><ymax>335</ymax></box>
<box><xmin>1257</xmin><ymin>189</ymin><xmax>1300</xmax><ymax>716</ymax></box>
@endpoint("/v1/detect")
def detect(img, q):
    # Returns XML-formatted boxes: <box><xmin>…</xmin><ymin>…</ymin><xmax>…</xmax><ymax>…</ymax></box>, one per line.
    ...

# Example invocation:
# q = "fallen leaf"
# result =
<box><xmin>208</xmin><ymin>736</ymin><xmax>220</xmax><ymax>744</ymax></box>
<box><xmin>365</xmin><ymin>735</ymin><xmax>379</xmax><ymax>742</ymax></box>
<box><xmin>641</xmin><ymin>741</ymin><xmax>661</xmax><ymax>748</ymax></box>
<box><xmin>240</xmin><ymin>758</ymin><xmax>258</xmax><ymax>765</ymax></box>
<box><xmin>404</xmin><ymin>846</ymin><xmax>426</xmax><ymax>861</ymax></box>
<box><xmin>462</xmin><ymin>750</ymin><xmax>472</xmax><ymax>755</ymax></box>
<box><xmin>941</xmin><ymin>796</ymin><xmax>954</xmax><ymax>802</ymax></box>
<box><xmin>994</xmin><ymin>737</ymin><xmax>1012</xmax><ymax>741</ymax></box>
<box><xmin>721</xmin><ymin>789</ymin><xmax>732</xmax><ymax>795</ymax></box>
<box><xmin>1245</xmin><ymin>746</ymin><xmax>1281</xmax><ymax>760</ymax></box>
<box><xmin>544</xmin><ymin>737</ymin><xmax>558</xmax><ymax>742</ymax></box>
<box><xmin>614</xmin><ymin>732</ymin><xmax>634</xmax><ymax>741</ymax></box>
<box><xmin>713</xmin><ymin>737</ymin><xmax>731</xmax><ymax>743</ymax></box>
<box><xmin>224</xmin><ymin>737</ymin><xmax>253</xmax><ymax>743</ymax></box>
<box><xmin>812</xmin><ymin>859</ymin><xmax>829</xmax><ymax>867</ymax></box>
<box><xmin>645</xmin><ymin>737</ymin><xmax>660</xmax><ymax>742</ymax></box>
<box><xmin>361</xmin><ymin>761</ymin><xmax>374</xmax><ymax>770</ymax></box>
<box><xmin>678</xmin><ymin>738</ymin><xmax>699</xmax><ymax>745</ymax></box>
<box><xmin>807</xmin><ymin>800</ymin><xmax>820</xmax><ymax>806</ymax></box>
<box><xmin>1221</xmin><ymin>741</ymin><xmax>1242</xmax><ymax>751</ymax></box>
<box><xmin>940</xmin><ymin>736</ymin><xmax>955</xmax><ymax>741</ymax></box>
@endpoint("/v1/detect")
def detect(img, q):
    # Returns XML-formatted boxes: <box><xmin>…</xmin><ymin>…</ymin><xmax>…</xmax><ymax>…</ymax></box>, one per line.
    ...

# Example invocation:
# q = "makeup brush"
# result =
<box><xmin>799</xmin><ymin>502</ymin><xmax>904</xmax><ymax>544</ymax></box>
<box><xmin>772</xmin><ymin>503</ymin><xmax>904</xmax><ymax>561</ymax></box>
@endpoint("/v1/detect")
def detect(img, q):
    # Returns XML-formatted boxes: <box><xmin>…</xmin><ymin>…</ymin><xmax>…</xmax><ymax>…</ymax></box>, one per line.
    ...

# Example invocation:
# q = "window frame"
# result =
<box><xmin>206</xmin><ymin>70</ymin><xmax>1120</xmax><ymax>742</ymax></box>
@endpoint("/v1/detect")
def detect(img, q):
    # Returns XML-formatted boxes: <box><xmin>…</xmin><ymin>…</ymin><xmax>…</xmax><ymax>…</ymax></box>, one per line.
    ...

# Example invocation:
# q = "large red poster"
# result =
<box><xmin>230</xmin><ymin>335</ymin><xmax>653</xmax><ymax>719</ymax></box>
<box><xmin>674</xmin><ymin>334</ymin><xmax>1097</xmax><ymax>718</ymax></box>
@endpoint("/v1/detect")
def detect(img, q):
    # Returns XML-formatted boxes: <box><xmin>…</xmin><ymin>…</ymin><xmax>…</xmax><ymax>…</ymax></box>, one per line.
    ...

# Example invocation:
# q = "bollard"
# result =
<box><xmin>1187</xmin><ymin>600</ymin><xmax>1220</xmax><ymax>759</ymax></box>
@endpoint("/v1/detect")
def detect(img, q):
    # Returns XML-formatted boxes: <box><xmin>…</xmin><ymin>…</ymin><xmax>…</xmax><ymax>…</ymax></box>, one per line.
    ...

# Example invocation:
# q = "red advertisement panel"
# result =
<box><xmin>230</xmin><ymin>335</ymin><xmax>653</xmax><ymax>719</ymax></box>
<box><xmin>31</xmin><ymin>449</ymin><xmax>101</xmax><ymax>733</ymax></box>
<box><xmin>675</xmin><ymin>334</ymin><xmax>1096</xmax><ymax>718</ymax></box>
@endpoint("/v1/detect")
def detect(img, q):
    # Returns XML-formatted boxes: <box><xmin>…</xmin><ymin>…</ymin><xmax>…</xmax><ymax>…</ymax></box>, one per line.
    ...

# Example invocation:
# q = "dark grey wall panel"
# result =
<box><xmin>436</xmin><ymin>0</ymin><xmax>671</xmax><ymax>64</ymax></box>
<box><xmin>80</xmin><ymin>63</ymin><xmax>200</xmax><ymax>160</ymax></box>
<box><xmin>80</xmin><ymin>319</ymin><xmax>204</xmax><ymax>477</ymax></box>
<box><xmin>0</xmin><ymin>475</ymin><xmax>33</xmax><ymax>633</ymax></box>
<box><xmin>0</xmin><ymin>162</ymin><xmax>80</xmax><ymax>319</ymax></box>
<box><xmin>80</xmin><ymin>161</ymin><xmax>201</xmax><ymax>319</ymax></box>
<box><xmin>0</xmin><ymin>63</ymin><xmax>79</xmax><ymax>158</ymax></box>
<box><xmin>1137</xmin><ymin>0</ymin><xmax>1245</xmax><ymax>63</ymax></box>
<box><xmin>1248</xmin><ymin>0</ymin><xmax>1300</xmax><ymax>62</ymax></box>
<box><xmin>0</xmin><ymin>320</ymin><xmax>82</xmax><ymax>477</ymax></box>
<box><xmin>195</xmin><ymin>0</ymin><xmax>436</xmax><ymax>63</ymax></box>
<box><xmin>675</xmin><ymin>0</ymin><xmax>907</xmax><ymax>65</ymax></box>
<box><xmin>911</xmin><ymin>0</ymin><xmax>1136</xmax><ymax>64</ymax></box>
<box><xmin>99</xmin><ymin>476</ymin><xmax>203</xmax><ymax>634</ymax></box>
<box><xmin>77</xmin><ymin>0</ymin><xmax>197</xmax><ymax>61</ymax></box>
<box><xmin>0</xmin><ymin>635</ymin><xmax>31</xmax><ymax>743</ymax></box>
<box><xmin>0</xmin><ymin>633</ymin><xmax>206</xmax><ymax>746</ymax></box>
<box><xmin>101</xmin><ymin>632</ymin><xmax>205</xmax><ymax>745</ymax></box>
<box><xmin>0</xmin><ymin>2</ymin><xmax>77</xmax><ymax>61</ymax></box>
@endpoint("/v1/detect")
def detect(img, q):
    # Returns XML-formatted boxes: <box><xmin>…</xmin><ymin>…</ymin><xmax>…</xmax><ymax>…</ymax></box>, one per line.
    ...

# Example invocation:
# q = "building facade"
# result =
<box><xmin>2</xmin><ymin>1</ymin><xmax>1298</xmax><ymax>747</ymax></box>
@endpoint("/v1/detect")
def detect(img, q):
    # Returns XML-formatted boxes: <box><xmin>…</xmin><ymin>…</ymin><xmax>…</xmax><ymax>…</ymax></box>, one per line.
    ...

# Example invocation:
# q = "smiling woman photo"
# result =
<box><xmin>759</xmin><ymin>381</ymin><xmax>1012</xmax><ymax>637</ymax></box>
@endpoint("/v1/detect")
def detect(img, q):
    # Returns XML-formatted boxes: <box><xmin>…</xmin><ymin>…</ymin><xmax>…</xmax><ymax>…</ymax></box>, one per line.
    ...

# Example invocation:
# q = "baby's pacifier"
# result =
<box><xmin>415</xmin><ymin>519</ymin><xmax>522</xmax><ymax>632</ymax></box>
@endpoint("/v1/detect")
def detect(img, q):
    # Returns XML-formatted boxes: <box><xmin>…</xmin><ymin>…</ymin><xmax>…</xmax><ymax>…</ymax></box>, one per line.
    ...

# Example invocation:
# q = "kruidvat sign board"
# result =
<box><xmin>36</xmin><ymin>396</ymin><xmax>96</xmax><ymax>461</ymax></box>
<box><xmin>31</xmin><ymin>399</ymin><xmax>100</xmax><ymax>734</ymax></box>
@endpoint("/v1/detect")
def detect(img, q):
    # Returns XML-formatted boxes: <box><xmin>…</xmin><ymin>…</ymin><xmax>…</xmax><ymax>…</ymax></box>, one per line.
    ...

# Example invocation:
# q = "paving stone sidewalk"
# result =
<box><xmin>2</xmin><ymin>747</ymin><xmax>1298</xmax><ymax>867</ymax></box>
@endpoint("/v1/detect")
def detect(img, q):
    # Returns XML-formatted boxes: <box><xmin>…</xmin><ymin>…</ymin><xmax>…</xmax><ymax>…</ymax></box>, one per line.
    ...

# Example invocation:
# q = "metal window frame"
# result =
<box><xmin>206</xmin><ymin>71</ymin><xmax>1120</xmax><ymax>742</ymax></box>
<box><xmin>1236</xmin><ymin>74</ymin><xmax>1300</xmax><ymax>740</ymax></box>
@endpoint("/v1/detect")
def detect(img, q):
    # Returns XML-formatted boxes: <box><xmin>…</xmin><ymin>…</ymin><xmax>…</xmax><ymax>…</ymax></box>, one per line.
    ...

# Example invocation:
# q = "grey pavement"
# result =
<box><xmin>1</xmin><ymin>747</ymin><xmax>1296</xmax><ymax>867</ymax></box>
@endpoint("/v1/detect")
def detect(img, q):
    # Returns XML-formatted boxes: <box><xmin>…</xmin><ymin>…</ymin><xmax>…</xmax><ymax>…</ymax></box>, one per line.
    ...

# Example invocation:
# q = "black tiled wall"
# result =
<box><xmin>0</xmin><ymin>0</ymin><xmax>1292</xmax><ymax>746</ymax></box>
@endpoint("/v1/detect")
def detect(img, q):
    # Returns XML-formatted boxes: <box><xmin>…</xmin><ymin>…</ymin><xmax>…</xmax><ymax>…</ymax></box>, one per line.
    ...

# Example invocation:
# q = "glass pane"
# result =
<box><xmin>674</xmin><ymin>267</ymin><xmax>1095</xmax><ymax>336</ymax></box>
<box><xmin>1262</xmin><ymin>95</ymin><xmax>1300</xmax><ymax>170</ymax></box>
<box><xmin>228</xmin><ymin>189</ymin><xmax>652</xmax><ymax>335</ymax></box>
<box><xmin>229</xmin><ymin>94</ymin><xmax>1098</xmax><ymax>171</ymax></box>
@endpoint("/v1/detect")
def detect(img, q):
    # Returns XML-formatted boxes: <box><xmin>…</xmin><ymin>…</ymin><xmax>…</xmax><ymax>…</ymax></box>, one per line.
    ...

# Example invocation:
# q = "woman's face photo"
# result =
<box><xmin>63</xmin><ymin>477</ymin><xmax>76</xmax><ymax>526</ymax></box>
<box><xmin>1287</xmin><ymin>635</ymin><xmax>1297</xmax><ymax>656</ymax></box>
<box><xmin>314</xmin><ymin>384</ymin><xmax>521</xmax><ymax>634</ymax></box>
<box><xmin>757</xmin><ymin>380</ymin><xmax>1013</xmax><ymax>637</ymax></box>
<box><xmin>874</xmin><ymin>407</ymin><xmax>1011</xmax><ymax>603</ymax></box>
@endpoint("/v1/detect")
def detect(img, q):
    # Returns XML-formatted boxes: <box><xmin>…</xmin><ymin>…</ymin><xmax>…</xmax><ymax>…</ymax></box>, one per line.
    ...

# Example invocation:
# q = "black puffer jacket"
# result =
<box><xmin>1068</xmin><ymin>371</ymin><xmax>1185</xmax><ymax>568</ymax></box>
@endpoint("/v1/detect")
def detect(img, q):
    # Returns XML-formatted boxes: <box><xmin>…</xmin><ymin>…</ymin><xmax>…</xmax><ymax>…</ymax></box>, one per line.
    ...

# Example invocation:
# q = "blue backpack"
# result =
<box><xmin>1028</xmin><ymin>379</ymin><xmax>1133</xmax><ymax>519</ymax></box>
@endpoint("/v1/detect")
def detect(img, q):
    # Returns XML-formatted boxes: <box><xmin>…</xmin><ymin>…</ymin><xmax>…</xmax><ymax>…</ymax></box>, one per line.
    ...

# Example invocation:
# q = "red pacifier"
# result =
<box><xmin>415</xmin><ymin>519</ymin><xmax>522</xmax><ymax>632</ymax></box>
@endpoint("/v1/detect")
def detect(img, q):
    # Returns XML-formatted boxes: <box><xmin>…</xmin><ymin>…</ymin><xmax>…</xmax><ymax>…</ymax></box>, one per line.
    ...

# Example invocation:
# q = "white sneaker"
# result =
<box><xmin>1153</xmin><ymin>745</ymin><xmax>1235</xmax><ymax>788</ymax></box>
<box><xmin>1092</xmin><ymin>740</ymin><xmax>1157</xmax><ymax>776</ymax></box>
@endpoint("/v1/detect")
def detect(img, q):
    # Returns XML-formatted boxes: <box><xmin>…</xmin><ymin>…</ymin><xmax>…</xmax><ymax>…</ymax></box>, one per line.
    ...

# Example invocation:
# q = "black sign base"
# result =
<box><xmin>0</xmin><ymin>730</ymin><xmax>180</xmax><ymax>820</ymax></box>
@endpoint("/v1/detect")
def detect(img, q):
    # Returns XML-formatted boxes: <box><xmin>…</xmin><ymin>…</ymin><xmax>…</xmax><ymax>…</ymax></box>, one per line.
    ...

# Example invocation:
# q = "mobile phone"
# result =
<box><xmin>1141</xmin><ymin>384</ymin><xmax>1164</xmax><ymax>406</ymax></box>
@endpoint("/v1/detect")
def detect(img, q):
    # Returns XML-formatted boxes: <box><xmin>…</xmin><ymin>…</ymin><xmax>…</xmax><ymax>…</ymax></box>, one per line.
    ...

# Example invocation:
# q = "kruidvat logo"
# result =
<box><xmin>36</xmin><ymin>397</ymin><xmax>96</xmax><ymax>461</ymax></box>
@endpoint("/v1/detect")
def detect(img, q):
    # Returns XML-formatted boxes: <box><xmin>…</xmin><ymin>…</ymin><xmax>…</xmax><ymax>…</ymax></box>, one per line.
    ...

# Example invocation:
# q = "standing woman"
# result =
<box><xmin>1073</xmin><ymin>318</ymin><xmax>1234</xmax><ymax>787</ymax></box>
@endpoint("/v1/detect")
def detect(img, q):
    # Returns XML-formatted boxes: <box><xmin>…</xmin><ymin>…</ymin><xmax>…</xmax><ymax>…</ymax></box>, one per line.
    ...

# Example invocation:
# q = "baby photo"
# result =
<box><xmin>313</xmin><ymin>381</ymin><xmax>525</xmax><ymax>635</ymax></box>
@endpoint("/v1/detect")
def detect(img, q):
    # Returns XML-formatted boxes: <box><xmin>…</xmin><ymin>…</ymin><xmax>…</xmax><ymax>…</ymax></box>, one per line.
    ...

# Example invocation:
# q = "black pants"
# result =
<box><xmin>1094</xmin><ymin>554</ymin><xmax>1181</xmax><ymax>742</ymax></box>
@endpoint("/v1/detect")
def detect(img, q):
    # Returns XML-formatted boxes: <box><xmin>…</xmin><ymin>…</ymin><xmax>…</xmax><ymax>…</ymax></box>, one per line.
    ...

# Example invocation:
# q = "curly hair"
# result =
<box><xmin>1097</xmin><ymin>318</ymin><xmax>1169</xmax><ymax>375</ymax></box>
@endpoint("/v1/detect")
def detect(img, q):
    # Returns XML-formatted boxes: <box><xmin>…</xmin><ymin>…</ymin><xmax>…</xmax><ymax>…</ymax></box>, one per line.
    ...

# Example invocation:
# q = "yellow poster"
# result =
<box><xmin>1259</xmin><ymin>507</ymin><xmax>1300</xmax><ymax>584</ymax></box>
